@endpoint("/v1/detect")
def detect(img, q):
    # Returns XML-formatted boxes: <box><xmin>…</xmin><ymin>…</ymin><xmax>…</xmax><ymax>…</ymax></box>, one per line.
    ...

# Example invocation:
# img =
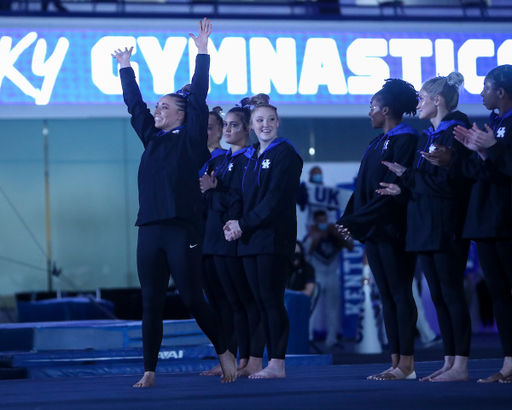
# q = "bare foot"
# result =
<box><xmin>200</xmin><ymin>363</ymin><xmax>223</xmax><ymax>376</ymax></box>
<box><xmin>367</xmin><ymin>367</ymin><xmax>393</xmax><ymax>380</ymax></box>
<box><xmin>420</xmin><ymin>356</ymin><xmax>454</xmax><ymax>382</ymax></box>
<box><xmin>478</xmin><ymin>372</ymin><xmax>510</xmax><ymax>383</ymax></box>
<box><xmin>218</xmin><ymin>350</ymin><xmax>237</xmax><ymax>383</ymax></box>
<box><xmin>133</xmin><ymin>371</ymin><xmax>155</xmax><ymax>388</ymax></box>
<box><xmin>431</xmin><ymin>367</ymin><xmax>469</xmax><ymax>382</ymax></box>
<box><xmin>249</xmin><ymin>358</ymin><xmax>285</xmax><ymax>379</ymax></box>
<box><xmin>499</xmin><ymin>375</ymin><xmax>512</xmax><ymax>383</ymax></box>
<box><xmin>238</xmin><ymin>356</ymin><xmax>263</xmax><ymax>377</ymax></box>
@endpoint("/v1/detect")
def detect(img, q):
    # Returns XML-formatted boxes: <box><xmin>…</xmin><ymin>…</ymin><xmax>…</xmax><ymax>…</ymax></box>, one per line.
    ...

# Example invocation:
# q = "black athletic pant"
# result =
<box><xmin>202</xmin><ymin>256</ymin><xmax>237</xmax><ymax>356</ymax></box>
<box><xmin>365</xmin><ymin>240</ymin><xmax>417</xmax><ymax>356</ymax></box>
<box><xmin>243</xmin><ymin>255</ymin><xmax>290</xmax><ymax>360</ymax></box>
<box><xmin>214</xmin><ymin>256</ymin><xmax>266</xmax><ymax>359</ymax></box>
<box><xmin>137</xmin><ymin>220</ymin><xmax>226</xmax><ymax>371</ymax></box>
<box><xmin>418</xmin><ymin>240</ymin><xmax>471</xmax><ymax>357</ymax></box>
<box><xmin>476</xmin><ymin>239</ymin><xmax>512</xmax><ymax>357</ymax></box>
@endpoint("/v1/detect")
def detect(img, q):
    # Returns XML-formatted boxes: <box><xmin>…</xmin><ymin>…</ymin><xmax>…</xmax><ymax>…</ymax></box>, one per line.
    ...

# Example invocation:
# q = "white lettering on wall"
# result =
<box><xmin>189</xmin><ymin>38</ymin><xmax>247</xmax><ymax>94</ymax></box>
<box><xmin>250</xmin><ymin>37</ymin><xmax>297</xmax><ymax>95</ymax></box>
<box><xmin>497</xmin><ymin>39</ymin><xmax>512</xmax><ymax>65</ymax></box>
<box><xmin>32</xmin><ymin>37</ymin><xmax>69</xmax><ymax>105</ymax></box>
<box><xmin>137</xmin><ymin>37</ymin><xmax>187</xmax><ymax>95</ymax></box>
<box><xmin>299</xmin><ymin>38</ymin><xmax>347</xmax><ymax>95</ymax></box>
<box><xmin>458</xmin><ymin>39</ymin><xmax>495</xmax><ymax>94</ymax></box>
<box><xmin>347</xmin><ymin>38</ymin><xmax>389</xmax><ymax>95</ymax></box>
<box><xmin>435</xmin><ymin>39</ymin><xmax>455</xmax><ymax>77</ymax></box>
<box><xmin>91</xmin><ymin>36</ymin><xmax>139</xmax><ymax>95</ymax></box>
<box><xmin>389</xmin><ymin>39</ymin><xmax>433</xmax><ymax>90</ymax></box>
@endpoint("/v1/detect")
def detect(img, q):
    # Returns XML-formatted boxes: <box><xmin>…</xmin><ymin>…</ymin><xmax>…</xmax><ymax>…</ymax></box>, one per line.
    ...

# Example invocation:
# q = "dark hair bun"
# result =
<box><xmin>212</xmin><ymin>106</ymin><xmax>223</xmax><ymax>113</ymax></box>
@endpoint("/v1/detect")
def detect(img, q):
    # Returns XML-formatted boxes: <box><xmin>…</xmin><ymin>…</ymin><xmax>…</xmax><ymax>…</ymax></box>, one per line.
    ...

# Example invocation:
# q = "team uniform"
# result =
<box><xmin>338</xmin><ymin>122</ymin><xmax>418</xmax><ymax>357</ymax></box>
<box><xmin>230</xmin><ymin>138</ymin><xmax>303</xmax><ymax>360</ymax></box>
<box><xmin>120</xmin><ymin>54</ymin><xmax>227</xmax><ymax>372</ymax></box>
<box><xmin>402</xmin><ymin>111</ymin><xmax>473</xmax><ymax>358</ymax></box>
<box><xmin>202</xmin><ymin>148</ymin><xmax>265</xmax><ymax>361</ymax></box>
<box><xmin>459</xmin><ymin>108</ymin><xmax>512</xmax><ymax>358</ymax></box>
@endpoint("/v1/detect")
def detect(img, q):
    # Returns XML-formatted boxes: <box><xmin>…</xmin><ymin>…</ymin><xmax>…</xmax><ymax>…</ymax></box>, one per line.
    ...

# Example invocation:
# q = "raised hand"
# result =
<box><xmin>189</xmin><ymin>18</ymin><xmax>212</xmax><ymax>54</ymax></box>
<box><xmin>199</xmin><ymin>171</ymin><xmax>217</xmax><ymax>193</ymax></box>
<box><xmin>111</xmin><ymin>46</ymin><xmax>133</xmax><ymax>69</ymax></box>
<box><xmin>381</xmin><ymin>161</ymin><xmax>407</xmax><ymax>177</ymax></box>
<box><xmin>420</xmin><ymin>144</ymin><xmax>453</xmax><ymax>167</ymax></box>
<box><xmin>375</xmin><ymin>182</ymin><xmax>401</xmax><ymax>196</ymax></box>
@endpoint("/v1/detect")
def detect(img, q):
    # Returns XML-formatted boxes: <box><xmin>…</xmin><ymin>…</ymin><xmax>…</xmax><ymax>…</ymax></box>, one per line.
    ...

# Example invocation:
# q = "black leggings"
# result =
<box><xmin>419</xmin><ymin>241</ymin><xmax>471</xmax><ymax>357</ymax></box>
<box><xmin>202</xmin><ymin>256</ymin><xmax>237</xmax><ymax>356</ymax></box>
<box><xmin>243</xmin><ymin>255</ymin><xmax>290</xmax><ymax>360</ymax></box>
<box><xmin>137</xmin><ymin>221</ymin><xmax>226</xmax><ymax>371</ymax></box>
<box><xmin>214</xmin><ymin>256</ymin><xmax>266</xmax><ymax>359</ymax></box>
<box><xmin>365</xmin><ymin>240</ymin><xmax>417</xmax><ymax>356</ymax></box>
<box><xmin>476</xmin><ymin>239</ymin><xmax>512</xmax><ymax>357</ymax></box>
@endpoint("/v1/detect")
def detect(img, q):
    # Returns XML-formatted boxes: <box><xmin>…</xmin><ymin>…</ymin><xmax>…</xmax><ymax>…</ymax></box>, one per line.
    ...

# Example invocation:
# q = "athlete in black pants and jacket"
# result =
<box><xmin>381</xmin><ymin>72</ymin><xmax>473</xmax><ymax>382</ymax></box>
<box><xmin>431</xmin><ymin>65</ymin><xmax>512</xmax><ymax>383</ymax></box>
<box><xmin>337</xmin><ymin>79</ymin><xmax>419</xmax><ymax>381</ymax></box>
<box><xmin>113</xmin><ymin>19</ymin><xmax>236</xmax><ymax>387</ymax></box>
<box><xmin>224</xmin><ymin>94</ymin><xmax>303</xmax><ymax>379</ymax></box>
<box><xmin>201</xmin><ymin>105</ymin><xmax>267</xmax><ymax>377</ymax></box>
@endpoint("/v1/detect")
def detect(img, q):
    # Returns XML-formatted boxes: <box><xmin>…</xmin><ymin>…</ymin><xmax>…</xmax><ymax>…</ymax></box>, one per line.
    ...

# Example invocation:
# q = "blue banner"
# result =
<box><xmin>1</xmin><ymin>26</ymin><xmax>511</xmax><ymax>107</ymax></box>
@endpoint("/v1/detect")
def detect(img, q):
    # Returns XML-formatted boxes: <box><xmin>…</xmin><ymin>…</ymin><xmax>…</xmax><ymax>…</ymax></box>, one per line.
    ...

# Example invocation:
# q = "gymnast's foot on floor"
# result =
<box><xmin>499</xmin><ymin>375</ymin><xmax>512</xmax><ymax>383</ymax></box>
<box><xmin>200</xmin><ymin>363</ymin><xmax>223</xmax><ymax>376</ymax></box>
<box><xmin>249</xmin><ymin>358</ymin><xmax>286</xmax><ymax>379</ymax></box>
<box><xmin>367</xmin><ymin>367</ymin><xmax>394</xmax><ymax>380</ymax></box>
<box><xmin>238</xmin><ymin>357</ymin><xmax>263</xmax><ymax>377</ymax></box>
<box><xmin>431</xmin><ymin>367</ymin><xmax>468</xmax><ymax>382</ymax></box>
<box><xmin>218</xmin><ymin>350</ymin><xmax>237</xmax><ymax>383</ymax></box>
<box><xmin>134</xmin><ymin>371</ymin><xmax>155</xmax><ymax>387</ymax></box>
<box><xmin>479</xmin><ymin>357</ymin><xmax>512</xmax><ymax>383</ymax></box>
<box><xmin>431</xmin><ymin>356</ymin><xmax>468</xmax><ymax>382</ymax></box>
<box><xmin>420</xmin><ymin>356</ymin><xmax>454</xmax><ymax>381</ymax></box>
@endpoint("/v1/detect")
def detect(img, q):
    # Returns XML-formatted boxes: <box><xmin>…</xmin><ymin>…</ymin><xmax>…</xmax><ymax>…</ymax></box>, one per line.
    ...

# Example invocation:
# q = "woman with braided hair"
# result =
<box><xmin>112</xmin><ymin>18</ymin><xmax>237</xmax><ymax>387</ymax></box>
<box><xmin>337</xmin><ymin>79</ymin><xmax>420</xmax><ymax>380</ymax></box>
<box><xmin>378</xmin><ymin>72</ymin><xmax>473</xmax><ymax>382</ymax></box>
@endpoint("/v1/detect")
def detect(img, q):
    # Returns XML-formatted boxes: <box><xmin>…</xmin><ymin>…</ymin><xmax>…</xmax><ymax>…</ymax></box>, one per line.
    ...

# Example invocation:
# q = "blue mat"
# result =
<box><xmin>0</xmin><ymin>360</ymin><xmax>510</xmax><ymax>410</ymax></box>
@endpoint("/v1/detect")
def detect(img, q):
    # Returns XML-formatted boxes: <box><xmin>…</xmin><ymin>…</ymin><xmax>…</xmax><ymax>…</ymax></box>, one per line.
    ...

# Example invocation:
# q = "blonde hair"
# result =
<box><xmin>421</xmin><ymin>72</ymin><xmax>464</xmax><ymax>112</ymax></box>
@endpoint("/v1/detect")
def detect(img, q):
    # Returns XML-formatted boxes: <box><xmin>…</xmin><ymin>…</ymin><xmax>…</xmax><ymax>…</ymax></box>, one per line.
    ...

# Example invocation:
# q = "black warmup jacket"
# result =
<box><xmin>120</xmin><ymin>55</ymin><xmax>211</xmax><ymax>233</ymax></box>
<box><xmin>202</xmin><ymin>148</ymin><xmax>248</xmax><ymax>256</ymax></box>
<box><xmin>402</xmin><ymin>111</ymin><xmax>473</xmax><ymax>252</ymax></box>
<box><xmin>450</xmin><ymin>109</ymin><xmax>512</xmax><ymax>240</ymax></box>
<box><xmin>337</xmin><ymin>123</ymin><xmax>418</xmax><ymax>243</ymax></box>
<box><xmin>230</xmin><ymin>138</ymin><xmax>303</xmax><ymax>262</ymax></box>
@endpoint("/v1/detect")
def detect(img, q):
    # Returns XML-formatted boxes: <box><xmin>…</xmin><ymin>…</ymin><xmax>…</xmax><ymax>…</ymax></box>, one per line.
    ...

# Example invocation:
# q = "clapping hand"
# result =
<box><xmin>381</xmin><ymin>161</ymin><xmax>407</xmax><ymax>177</ymax></box>
<box><xmin>375</xmin><ymin>182</ymin><xmax>401</xmax><ymax>196</ymax></box>
<box><xmin>335</xmin><ymin>224</ymin><xmax>352</xmax><ymax>240</ymax></box>
<box><xmin>200</xmin><ymin>171</ymin><xmax>217</xmax><ymax>193</ymax></box>
<box><xmin>420</xmin><ymin>144</ymin><xmax>453</xmax><ymax>167</ymax></box>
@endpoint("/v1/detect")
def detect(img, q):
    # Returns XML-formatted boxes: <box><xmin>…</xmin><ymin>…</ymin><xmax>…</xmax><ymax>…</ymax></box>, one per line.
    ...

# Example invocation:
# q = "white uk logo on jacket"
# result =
<box><xmin>262</xmin><ymin>159</ymin><xmax>271</xmax><ymax>169</ymax></box>
<box><xmin>228</xmin><ymin>163</ymin><xmax>234</xmax><ymax>171</ymax></box>
<box><xmin>497</xmin><ymin>127</ymin><xmax>506</xmax><ymax>138</ymax></box>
